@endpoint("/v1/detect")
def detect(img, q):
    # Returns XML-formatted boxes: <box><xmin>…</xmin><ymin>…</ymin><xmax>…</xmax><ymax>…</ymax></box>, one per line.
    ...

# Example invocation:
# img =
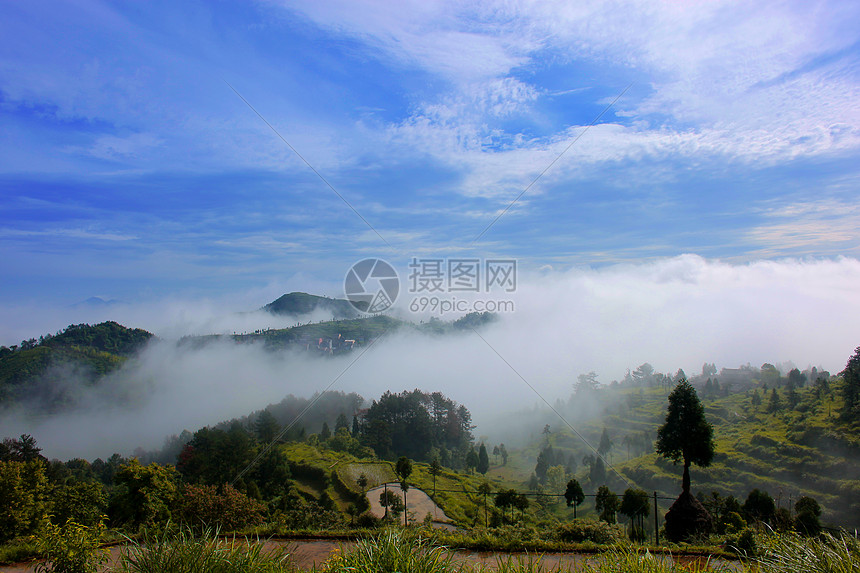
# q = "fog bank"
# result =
<box><xmin>2</xmin><ymin>255</ymin><xmax>859</xmax><ymax>459</ymax></box>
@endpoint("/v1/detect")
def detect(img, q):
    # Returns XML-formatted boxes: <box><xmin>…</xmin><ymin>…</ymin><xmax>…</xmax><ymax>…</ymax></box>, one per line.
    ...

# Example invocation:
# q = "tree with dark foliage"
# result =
<box><xmin>564</xmin><ymin>479</ymin><xmax>584</xmax><ymax>518</ymax></box>
<box><xmin>795</xmin><ymin>496</ymin><xmax>822</xmax><ymax>536</ymax></box>
<box><xmin>395</xmin><ymin>456</ymin><xmax>412</xmax><ymax>526</ymax></box>
<box><xmin>595</xmin><ymin>485</ymin><xmax>619</xmax><ymax>524</ymax></box>
<box><xmin>620</xmin><ymin>488</ymin><xmax>650</xmax><ymax>541</ymax></box>
<box><xmin>477</xmin><ymin>443</ymin><xmax>490</xmax><ymax>474</ymax></box>
<box><xmin>657</xmin><ymin>379</ymin><xmax>715</xmax><ymax>542</ymax></box>
<box><xmin>743</xmin><ymin>488</ymin><xmax>775</xmax><ymax>524</ymax></box>
<box><xmin>842</xmin><ymin>346</ymin><xmax>860</xmax><ymax>418</ymax></box>
<box><xmin>656</xmin><ymin>379</ymin><xmax>714</xmax><ymax>494</ymax></box>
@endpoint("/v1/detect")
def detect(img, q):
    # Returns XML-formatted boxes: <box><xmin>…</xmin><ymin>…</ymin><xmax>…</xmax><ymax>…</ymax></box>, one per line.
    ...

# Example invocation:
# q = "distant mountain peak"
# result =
<box><xmin>70</xmin><ymin>296</ymin><xmax>123</xmax><ymax>308</ymax></box>
<box><xmin>262</xmin><ymin>292</ymin><xmax>358</xmax><ymax>319</ymax></box>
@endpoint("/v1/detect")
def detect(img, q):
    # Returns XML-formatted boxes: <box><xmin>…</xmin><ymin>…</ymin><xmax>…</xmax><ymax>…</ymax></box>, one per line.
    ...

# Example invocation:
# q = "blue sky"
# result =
<box><xmin>2</xmin><ymin>0</ymin><xmax>860</xmax><ymax>308</ymax></box>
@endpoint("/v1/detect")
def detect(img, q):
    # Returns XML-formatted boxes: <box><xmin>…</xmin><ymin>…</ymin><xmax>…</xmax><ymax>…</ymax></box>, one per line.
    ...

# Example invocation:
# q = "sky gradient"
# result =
<box><xmin>2</xmin><ymin>0</ymin><xmax>860</xmax><ymax>308</ymax></box>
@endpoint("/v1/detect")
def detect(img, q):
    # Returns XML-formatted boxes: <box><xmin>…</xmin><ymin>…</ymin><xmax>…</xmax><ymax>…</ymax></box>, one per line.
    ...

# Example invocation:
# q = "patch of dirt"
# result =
<box><xmin>366</xmin><ymin>483</ymin><xmax>454</xmax><ymax>525</ymax></box>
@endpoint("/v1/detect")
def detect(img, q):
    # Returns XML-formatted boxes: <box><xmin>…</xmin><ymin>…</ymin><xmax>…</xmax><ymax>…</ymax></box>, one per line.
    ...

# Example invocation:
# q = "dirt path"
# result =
<box><xmin>366</xmin><ymin>483</ymin><xmax>454</xmax><ymax>526</ymax></box>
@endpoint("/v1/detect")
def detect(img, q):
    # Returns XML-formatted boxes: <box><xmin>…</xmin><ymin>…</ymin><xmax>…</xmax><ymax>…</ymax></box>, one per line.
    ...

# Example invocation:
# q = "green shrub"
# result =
<box><xmin>727</xmin><ymin>527</ymin><xmax>757</xmax><ymax>557</ymax></box>
<box><xmin>32</xmin><ymin>518</ymin><xmax>108</xmax><ymax>573</ymax></box>
<box><xmin>177</xmin><ymin>483</ymin><xmax>266</xmax><ymax>532</ymax></box>
<box><xmin>273</xmin><ymin>507</ymin><xmax>343</xmax><ymax>530</ymax></box>
<box><xmin>355</xmin><ymin>511</ymin><xmax>381</xmax><ymax>529</ymax></box>
<box><xmin>0</xmin><ymin>460</ymin><xmax>49</xmax><ymax>542</ymax></box>
<box><xmin>111</xmin><ymin>460</ymin><xmax>178</xmax><ymax>530</ymax></box>
<box><xmin>50</xmin><ymin>483</ymin><xmax>107</xmax><ymax>528</ymax></box>
<box><xmin>555</xmin><ymin>519</ymin><xmax>624</xmax><ymax>544</ymax></box>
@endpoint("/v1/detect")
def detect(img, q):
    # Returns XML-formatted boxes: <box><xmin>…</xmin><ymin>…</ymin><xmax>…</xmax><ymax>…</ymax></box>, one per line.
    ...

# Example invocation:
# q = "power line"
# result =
<box><xmin>231</xmin><ymin>327</ymin><xmax>391</xmax><ymax>485</ymax></box>
<box><xmin>470</xmin><ymin>328</ymin><xmax>633</xmax><ymax>490</ymax></box>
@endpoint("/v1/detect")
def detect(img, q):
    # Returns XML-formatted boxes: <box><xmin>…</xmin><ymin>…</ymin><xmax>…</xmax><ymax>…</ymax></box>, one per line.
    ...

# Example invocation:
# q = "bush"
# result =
<box><xmin>0</xmin><ymin>460</ymin><xmax>49</xmax><ymax>542</ymax></box>
<box><xmin>111</xmin><ymin>460</ymin><xmax>178</xmax><ymax>530</ymax></box>
<box><xmin>721</xmin><ymin>511</ymin><xmax>746</xmax><ymax>534</ymax></box>
<box><xmin>178</xmin><ymin>484</ymin><xmax>266</xmax><ymax>532</ymax></box>
<box><xmin>727</xmin><ymin>527</ymin><xmax>757</xmax><ymax>557</ymax></box>
<box><xmin>50</xmin><ymin>483</ymin><xmax>106</xmax><ymax>528</ymax></box>
<box><xmin>555</xmin><ymin>519</ymin><xmax>624</xmax><ymax>544</ymax></box>
<box><xmin>0</xmin><ymin>538</ymin><xmax>39</xmax><ymax>565</ymax></box>
<box><xmin>355</xmin><ymin>512</ymin><xmax>381</xmax><ymax>529</ymax></box>
<box><xmin>32</xmin><ymin>518</ymin><xmax>108</xmax><ymax>573</ymax></box>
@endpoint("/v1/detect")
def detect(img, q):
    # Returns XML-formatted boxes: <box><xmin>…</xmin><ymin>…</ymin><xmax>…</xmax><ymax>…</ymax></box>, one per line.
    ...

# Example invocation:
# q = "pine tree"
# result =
<box><xmin>477</xmin><ymin>443</ymin><xmax>490</xmax><ymax>474</ymax></box>
<box><xmin>842</xmin><ymin>346</ymin><xmax>860</xmax><ymax>418</ymax></box>
<box><xmin>335</xmin><ymin>412</ymin><xmax>349</xmax><ymax>433</ymax></box>
<box><xmin>751</xmin><ymin>389</ymin><xmax>762</xmax><ymax>410</ymax></box>
<box><xmin>254</xmin><ymin>410</ymin><xmax>280</xmax><ymax>444</ymax></box>
<box><xmin>656</xmin><ymin>379</ymin><xmax>714</xmax><ymax>494</ymax></box>
<box><xmin>465</xmin><ymin>448</ymin><xmax>478</xmax><ymax>474</ymax></box>
<box><xmin>598</xmin><ymin>428</ymin><xmax>613</xmax><ymax>459</ymax></box>
<box><xmin>767</xmin><ymin>388</ymin><xmax>782</xmax><ymax>412</ymax></box>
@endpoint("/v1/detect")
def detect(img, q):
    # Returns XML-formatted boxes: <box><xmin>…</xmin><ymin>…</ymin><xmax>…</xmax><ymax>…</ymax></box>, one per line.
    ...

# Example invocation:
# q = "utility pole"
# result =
<box><xmin>654</xmin><ymin>491</ymin><xmax>660</xmax><ymax>545</ymax></box>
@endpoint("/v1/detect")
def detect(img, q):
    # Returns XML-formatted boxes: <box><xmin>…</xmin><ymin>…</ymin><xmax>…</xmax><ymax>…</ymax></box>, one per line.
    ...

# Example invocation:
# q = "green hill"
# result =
<box><xmin>263</xmin><ymin>292</ymin><xmax>359</xmax><ymax>319</ymax></box>
<box><xmin>505</xmin><ymin>379</ymin><xmax>860</xmax><ymax>529</ymax></box>
<box><xmin>0</xmin><ymin>321</ymin><xmax>153</xmax><ymax>406</ymax></box>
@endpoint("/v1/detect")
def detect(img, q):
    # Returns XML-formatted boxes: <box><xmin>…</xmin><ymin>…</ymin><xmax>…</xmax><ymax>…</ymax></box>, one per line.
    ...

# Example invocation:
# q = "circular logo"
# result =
<box><xmin>344</xmin><ymin>258</ymin><xmax>400</xmax><ymax>314</ymax></box>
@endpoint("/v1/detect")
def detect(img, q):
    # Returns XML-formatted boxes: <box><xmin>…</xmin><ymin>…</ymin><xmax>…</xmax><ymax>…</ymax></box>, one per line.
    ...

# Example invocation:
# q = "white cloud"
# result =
<box><xmin>285</xmin><ymin>0</ymin><xmax>860</xmax><ymax>195</ymax></box>
<box><xmin>745</xmin><ymin>198</ymin><xmax>860</xmax><ymax>256</ymax></box>
<box><xmin>81</xmin><ymin>132</ymin><xmax>163</xmax><ymax>161</ymax></box>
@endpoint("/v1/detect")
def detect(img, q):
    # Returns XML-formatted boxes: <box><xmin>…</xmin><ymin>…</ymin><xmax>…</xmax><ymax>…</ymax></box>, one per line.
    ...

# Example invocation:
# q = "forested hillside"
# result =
<box><xmin>509</xmin><ymin>354</ymin><xmax>860</xmax><ymax>529</ymax></box>
<box><xmin>0</xmin><ymin>322</ymin><xmax>153</xmax><ymax>406</ymax></box>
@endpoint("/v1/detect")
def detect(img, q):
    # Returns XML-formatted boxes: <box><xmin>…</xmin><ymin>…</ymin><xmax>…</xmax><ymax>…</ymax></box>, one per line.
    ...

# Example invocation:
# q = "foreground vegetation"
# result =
<box><xmin>13</xmin><ymin>526</ymin><xmax>860</xmax><ymax>573</ymax></box>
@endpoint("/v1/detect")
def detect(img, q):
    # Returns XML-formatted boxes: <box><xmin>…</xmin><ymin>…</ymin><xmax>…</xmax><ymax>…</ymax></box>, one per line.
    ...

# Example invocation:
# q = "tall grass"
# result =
<box><xmin>755</xmin><ymin>532</ymin><xmax>860</xmax><ymax>573</ymax></box>
<box><xmin>316</xmin><ymin>530</ymin><xmax>736</xmax><ymax>573</ymax></box>
<box><xmin>116</xmin><ymin>527</ymin><xmax>294</xmax><ymax>573</ymax></box>
<box><xmin>319</xmin><ymin>530</ymin><xmax>457</xmax><ymax>573</ymax></box>
<box><xmin>0</xmin><ymin>539</ymin><xmax>39</xmax><ymax>565</ymax></box>
<box><xmin>105</xmin><ymin>524</ymin><xmax>860</xmax><ymax>573</ymax></box>
<box><xmin>590</xmin><ymin>547</ymin><xmax>725</xmax><ymax>573</ymax></box>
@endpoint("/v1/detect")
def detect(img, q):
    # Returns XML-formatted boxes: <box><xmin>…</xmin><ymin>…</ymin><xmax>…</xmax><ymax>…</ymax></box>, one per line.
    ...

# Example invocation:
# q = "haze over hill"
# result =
<box><xmin>1</xmin><ymin>255</ymin><xmax>859</xmax><ymax>463</ymax></box>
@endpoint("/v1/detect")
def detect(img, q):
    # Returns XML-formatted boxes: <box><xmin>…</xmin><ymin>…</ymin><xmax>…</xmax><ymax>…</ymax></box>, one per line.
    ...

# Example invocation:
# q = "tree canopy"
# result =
<box><xmin>656</xmin><ymin>379</ymin><xmax>714</xmax><ymax>493</ymax></box>
<box><xmin>841</xmin><ymin>346</ymin><xmax>860</xmax><ymax>418</ymax></box>
<box><xmin>360</xmin><ymin>389</ymin><xmax>473</xmax><ymax>463</ymax></box>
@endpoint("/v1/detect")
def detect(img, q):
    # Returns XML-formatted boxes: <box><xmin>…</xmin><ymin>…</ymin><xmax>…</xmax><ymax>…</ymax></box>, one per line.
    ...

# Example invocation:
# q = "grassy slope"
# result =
<box><xmin>500</xmin><ymin>384</ymin><xmax>859</xmax><ymax>528</ymax></box>
<box><xmin>279</xmin><ymin>443</ymin><xmax>502</xmax><ymax>526</ymax></box>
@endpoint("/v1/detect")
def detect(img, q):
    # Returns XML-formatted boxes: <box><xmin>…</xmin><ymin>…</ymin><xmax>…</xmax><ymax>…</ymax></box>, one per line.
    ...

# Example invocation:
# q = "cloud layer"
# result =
<box><xmin>2</xmin><ymin>255</ymin><xmax>858</xmax><ymax>459</ymax></box>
